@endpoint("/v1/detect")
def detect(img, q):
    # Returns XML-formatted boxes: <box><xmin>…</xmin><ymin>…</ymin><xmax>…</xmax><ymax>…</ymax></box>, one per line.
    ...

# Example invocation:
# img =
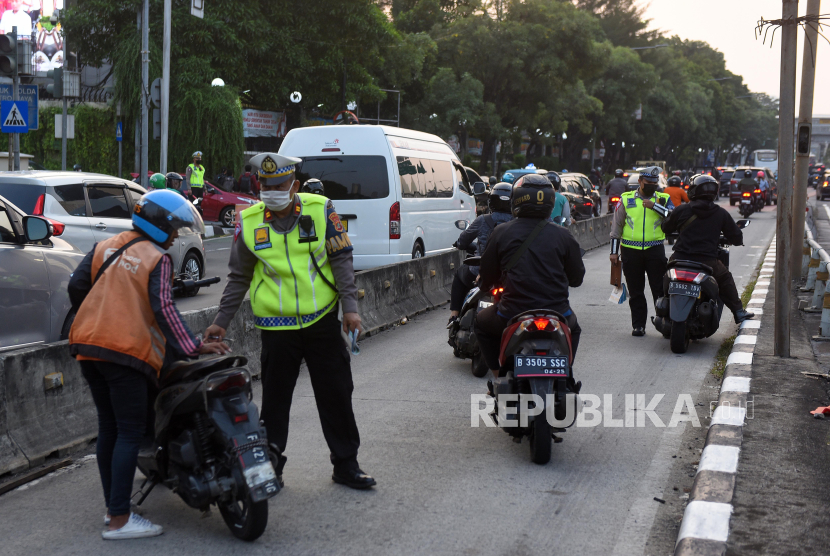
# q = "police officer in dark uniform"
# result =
<box><xmin>205</xmin><ymin>153</ymin><xmax>375</xmax><ymax>490</ymax></box>
<box><xmin>475</xmin><ymin>174</ymin><xmax>585</xmax><ymax>375</ymax></box>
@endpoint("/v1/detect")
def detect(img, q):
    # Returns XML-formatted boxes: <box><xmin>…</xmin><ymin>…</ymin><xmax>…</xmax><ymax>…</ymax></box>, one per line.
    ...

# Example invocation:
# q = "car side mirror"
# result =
<box><xmin>472</xmin><ymin>182</ymin><xmax>486</xmax><ymax>195</ymax></box>
<box><xmin>455</xmin><ymin>220</ymin><xmax>469</xmax><ymax>230</ymax></box>
<box><xmin>736</xmin><ymin>219</ymin><xmax>750</xmax><ymax>229</ymax></box>
<box><xmin>23</xmin><ymin>215</ymin><xmax>52</xmax><ymax>242</ymax></box>
<box><xmin>206</xmin><ymin>185</ymin><xmax>215</xmax><ymax>194</ymax></box>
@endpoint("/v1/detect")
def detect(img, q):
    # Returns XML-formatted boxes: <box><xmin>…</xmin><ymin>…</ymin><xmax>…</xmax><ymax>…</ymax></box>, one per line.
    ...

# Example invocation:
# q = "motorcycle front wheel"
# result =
<box><xmin>529</xmin><ymin>415</ymin><xmax>552</xmax><ymax>465</ymax></box>
<box><xmin>670</xmin><ymin>320</ymin><xmax>690</xmax><ymax>354</ymax></box>
<box><xmin>218</xmin><ymin>493</ymin><xmax>269</xmax><ymax>541</ymax></box>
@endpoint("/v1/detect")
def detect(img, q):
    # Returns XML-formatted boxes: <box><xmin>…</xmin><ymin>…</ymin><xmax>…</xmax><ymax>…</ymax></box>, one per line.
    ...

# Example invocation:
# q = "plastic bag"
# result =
<box><xmin>609</xmin><ymin>283</ymin><xmax>628</xmax><ymax>305</ymax></box>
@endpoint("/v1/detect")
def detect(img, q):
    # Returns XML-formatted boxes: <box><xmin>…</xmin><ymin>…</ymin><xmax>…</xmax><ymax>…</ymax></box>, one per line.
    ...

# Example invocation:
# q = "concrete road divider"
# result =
<box><xmin>0</xmin><ymin>217</ymin><xmax>614</xmax><ymax>477</ymax></box>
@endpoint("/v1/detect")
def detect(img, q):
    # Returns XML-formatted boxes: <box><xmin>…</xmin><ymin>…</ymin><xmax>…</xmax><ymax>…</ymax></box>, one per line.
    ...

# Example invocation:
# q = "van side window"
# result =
<box><xmin>418</xmin><ymin>160</ymin><xmax>436</xmax><ymax>197</ymax></box>
<box><xmin>431</xmin><ymin>160</ymin><xmax>454</xmax><ymax>198</ymax></box>
<box><xmin>398</xmin><ymin>156</ymin><xmax>421</xmax><ymax>198</ymax></box>
<box><xmin>454</xmin><ymin>164</ymin><xmax>471</xmax><ymax>195</ymax></box>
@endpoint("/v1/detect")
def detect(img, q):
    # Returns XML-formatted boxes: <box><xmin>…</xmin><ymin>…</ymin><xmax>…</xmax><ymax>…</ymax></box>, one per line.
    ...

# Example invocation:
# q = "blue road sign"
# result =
<box><xmin>116</xmin><ymin>121</ymin><xmax>123</xmax><ymax>142</ymax></box>
<box><xmin>0</xmin><ymin>84</ymin><xmax>38</xmax><ymax>130</ymax></box>
<box><xmin>1</xmin><ymin>101</ymin><xmax>29</xmax><ymax>133</ymax></box>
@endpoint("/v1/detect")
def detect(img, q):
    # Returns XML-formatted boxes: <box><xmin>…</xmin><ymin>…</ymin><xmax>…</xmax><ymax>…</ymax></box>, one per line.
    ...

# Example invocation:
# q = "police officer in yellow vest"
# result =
<box><xmin>185</xmin><ymin>151</ymin><xmax>206</xmax><ymax>198</ymax></box>
<box><xmin>204</xmin><ymin>153</ymin><xmax>376</xmax><ymax>490</ymax></box>
<box><xmin>609</xmin><ymin>167</ymin><xmax>674</xmax><ymax>336</ymax></box>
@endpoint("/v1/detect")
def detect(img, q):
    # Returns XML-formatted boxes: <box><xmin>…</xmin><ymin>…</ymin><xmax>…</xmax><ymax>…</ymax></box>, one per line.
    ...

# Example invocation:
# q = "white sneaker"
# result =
<box><xmin>101</xmin><ymin>513</ymin><xmax>163</xmax><ymax>540</ymax></box>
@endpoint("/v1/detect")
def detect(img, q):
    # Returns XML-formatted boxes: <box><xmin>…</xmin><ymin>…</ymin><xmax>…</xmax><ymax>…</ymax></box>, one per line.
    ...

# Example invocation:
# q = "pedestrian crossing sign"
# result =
<box><xmin>116</xmin><ymin>121</ymin><xmax>123</xmax><ymax>142</ymax></box>
<box><xmin>1</xmin><ymin>101</ymin><xmax>29</xmax><ymax>133</ymax></box>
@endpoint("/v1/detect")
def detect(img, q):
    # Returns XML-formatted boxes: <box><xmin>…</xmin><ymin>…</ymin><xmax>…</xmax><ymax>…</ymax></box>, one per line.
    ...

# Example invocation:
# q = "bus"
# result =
<box><xmin>750</xmin><ymin>150</ymin><xmax>778</xmax><ymax>177</ymax></box>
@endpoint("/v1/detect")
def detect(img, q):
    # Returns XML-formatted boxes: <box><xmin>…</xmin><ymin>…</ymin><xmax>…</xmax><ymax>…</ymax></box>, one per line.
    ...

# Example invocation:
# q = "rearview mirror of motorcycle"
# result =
<box><xmin>473</xmin><ymin>182</ymin><xmax>487</xmax><ymax>195</ymax></box>
<box><xmin>552</xmin><ymin>216</ymin><xmax>568</xmax><ymax>226</ymax></box>
<box><xmin>455</xmin><ymin>220</ymin><xmax>469</xmax><ymax>230</ymax></box>
<box><xmin>463</xmin><ymin>256</ymin><xmax>481</xmax><ymax>266</ymax></box>
<box><xmin>736</xmin><ymin>219</ymin><xmax>750</xmax><ymax>229</ymax></box>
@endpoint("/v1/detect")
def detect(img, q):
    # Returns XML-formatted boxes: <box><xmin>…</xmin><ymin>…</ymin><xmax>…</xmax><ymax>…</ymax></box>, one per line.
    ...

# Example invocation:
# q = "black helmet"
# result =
<box><xmin>132</xmin><ymin>190</ymin><xmax>205</xmax><ymax>246</ymax></box>
<box><xmin>547</xmin><ymin>171</ymin><xmax>562</xmax><ymax>191</ymax></box>
<box><xmin>614</xmin><ymin>168</ymin><xmax>624</xmax><ymax>178</ymax></box>
<box><xmin>302</xmin><ymin>178</ymin><xmax>325</xmax><ymax>195</ymax></box>
<box><xmin>688</xmin><ymin>174</ymin><xmax>719</xmax><ymax>201</ymax></box>
<box><xmin>488</xmin><ymin>176</ymin><xmax>497</xmax><ymax>186</ymax></box>
<box><xmin>165</xmin><ymin>172</ymin><xmax>183</xmax><ymax>189</ymax></box>
<box><xmin>488</xmin><ymin>182</ymin><xmax>513</xmax><ymax>213</ymax></box>
<box><xmin>511</xmin><ymin>173</ymin><xmax>554</xmax><ymax>218</ymax></box>
<box><xmin>744</xmin><ymin>169</ymin><xmax>753</xmax><ymax>178</ymax></box>
<box><xmin>667</xmin><ymin>176</ymin><xmax>682</xmax><ymax>188</ymax></box>
<box><xmin>73</xmin><ymin>164</ymin><xmax>82</xmax><ymax>172</ymax></box>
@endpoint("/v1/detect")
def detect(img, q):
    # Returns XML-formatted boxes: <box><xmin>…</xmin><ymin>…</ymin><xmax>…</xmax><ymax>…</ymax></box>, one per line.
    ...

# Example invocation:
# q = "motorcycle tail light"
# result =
<box><xmin>669</xmin><ymin>269</ymin><xmax>706</xmax><ymax>283</ymax></box>
<box><xmin>233</xmin><ymin>414</ymin><xmax>249</xmax><ymax>424</ymax></box>
<box><xmin>491</xmin><ymin>287</ymin><xmax>503</xmax><ymax>296</ymax></box>
<box><xmin>753</xmin><ymin>189</ymin><xmax>761</xmax><ymax>194</ymax></box>
<box><xmin>532</xmin><ymin>318</ymin><xmax>552</xmax><ymax>331</ymax></box>
<box><xmin>611</xmin><ymin>197</ymin><xmax>620</xmax><ymax>203</ymax></box>
<box><xmin>742</xmin><ymin>192</ymin><xmax>751</xmax><ymax>198</ymax></box>
<box><xmin>206</xmin><ymin>370</ymin><xmax>250</xmax><ymax>393</ymax></box>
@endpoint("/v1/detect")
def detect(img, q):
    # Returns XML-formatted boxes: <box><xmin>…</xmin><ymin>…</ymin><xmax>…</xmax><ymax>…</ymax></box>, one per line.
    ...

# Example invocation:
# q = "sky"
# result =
<box><xmin>642</xmin><ymin>0</ymin><xmax>830</xmax><ymax>115</ymax></box>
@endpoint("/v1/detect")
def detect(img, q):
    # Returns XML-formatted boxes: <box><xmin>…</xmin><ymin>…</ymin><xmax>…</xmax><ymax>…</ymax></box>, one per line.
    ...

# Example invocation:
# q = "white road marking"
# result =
<box><xmin>722</xmin><ymin>376</ymin><xmax>751</xmax><ymax>392</ymax></box>
<box><xmin>698</xmin><ymin>445</ymin><xmax>740</xmax><ymax>474</ymax></box>
<box><xmin>726</xmin><ymin>352</ymin><xmax>753</xmax><ymax>366</ymax></box>
<box><xmin>733</xmin><ymin>336</ymin><xmax>757</xmax><ymax>345</ymax></box>
<box><xmin>740</xmin><ymin>320</ymin><xmax>761</xmax><ymax>329</ymax></box>
<box><xmin>711</xmin><ymin>405</ymin><xmax>747</xmax><ymax>426</ymax></box>
<box><xmin>677</xmin><ymin>501</ymin><xmax>733</xmax><ymax>543</ymax></box>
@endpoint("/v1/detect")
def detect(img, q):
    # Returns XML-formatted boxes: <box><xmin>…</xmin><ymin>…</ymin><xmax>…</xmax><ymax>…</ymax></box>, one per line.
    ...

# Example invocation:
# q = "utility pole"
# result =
<box><xmin>160</xmin><ymin>0</ymin><xmax>171</xmax><ymax>175</ymax></box>
<box><xmin>12</xmin><ymin>26</ymin><xmax>19</xmax><ymax>171</ymax></box>
<box><xmin>61</xmin><ymin>25</ymin><xmax>67</xmax><ymax>171</ymax></box>
<box><xmin>790</xmin><ymin>0</ymin><xmax>821</xmax><ymax>278</ymax></box>
<box><xmin>774</xmin><ymin>0</ymin><xmax>799</xmax><ymax>358</ymax></box>
<box><xmin>140</xmin><ymin>0</ymin><xmax>149</xmax><ymax>188</ymax></box>
<box><xmin>117</xmin><ymin>101</ymin><xmax>122</xmax><ymax>178</ymax></box>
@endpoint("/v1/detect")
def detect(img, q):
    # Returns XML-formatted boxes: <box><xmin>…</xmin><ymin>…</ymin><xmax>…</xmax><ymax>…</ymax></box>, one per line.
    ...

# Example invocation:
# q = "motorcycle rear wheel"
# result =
<box><xmin>471</xmin><ymin>351</ymin><xmax>489</xmax><ymax>378</ymax></box>
<box><xmin>218</xmin><ymin>493</ymin><xmax>269</xmax><ymax>541</ymax></box>
<box><xmin>670</xmin><ymin>320</ymin><xmax>690</xmax><ymax>354</ymax></box>
<box><xmin>529</xmin><ymin>415</ymin><xmax>552</xmax><ymax>465</ymax></box>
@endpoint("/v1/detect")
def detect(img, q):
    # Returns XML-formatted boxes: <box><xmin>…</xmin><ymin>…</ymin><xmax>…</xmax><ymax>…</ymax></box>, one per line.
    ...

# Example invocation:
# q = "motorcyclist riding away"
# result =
<box><xmin>548</xmin><ymin>172</ymin><xmax>571</xmax><ymax>226</ymax></box>
<box><xmin>605</xmin><ymin>169</ymin><xmax>628</xmax><ymax>199</ymax></box>
<box><xmin>664</xmin><ymin>175</ymin><xmax>689</xmax><ymax>207</ymax></box>
<box><xmin>661</xmin><ymin>175</ymin><xmax>754</xmax><ymax>324</ymax></box>
<box><xmin>475</xmin><ymin>173</ymin><xmax>585</xmax><ymax>376</ymax></box>
<box><xmin>757</xmin><ymin>171</ymin><xmax>769</xmax><ymax>204</ymax></box>
<box><xmin>448</xmin><ymin>182</ymin><xmax>514</xmax><ymax>324</ymax></box>
<box><xmin>738</xmin><ymin>169</ymin><xmax>762</xmax><ymax>211</ymax></box>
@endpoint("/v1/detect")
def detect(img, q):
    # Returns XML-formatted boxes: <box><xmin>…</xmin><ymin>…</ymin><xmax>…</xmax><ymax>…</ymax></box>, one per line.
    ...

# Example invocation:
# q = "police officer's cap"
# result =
<box><xmin>640</xmin><ymin>166</ymin><xmax>661</xmax><ymax>184</ymax></box>
<box><xmin>250</xmin><ymin>152</ymin><xmax>303</xmax><ymax>186</ymax></box>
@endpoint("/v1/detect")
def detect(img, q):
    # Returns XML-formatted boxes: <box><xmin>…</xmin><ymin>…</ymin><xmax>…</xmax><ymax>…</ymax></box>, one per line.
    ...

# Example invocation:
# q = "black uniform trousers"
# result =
<box><xmin>260</xmin><ymin>310</ymin><xmax>361</xmax><ymax>475</ymax></box>
<box><xmin>621</xmin><ymin>244</ymin><xmax>667</xmax><ymax>329</ymax></box>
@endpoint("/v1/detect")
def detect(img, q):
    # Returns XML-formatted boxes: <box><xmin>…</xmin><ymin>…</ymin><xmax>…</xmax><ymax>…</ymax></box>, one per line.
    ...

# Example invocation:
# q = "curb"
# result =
<box><xmin>674</xmin><ymin>236</ymin><xmax>775</xmax><ymax>556</ymax></box>
<box><xmin>201</xmin><ymin>225</ymin><xmax>234</xmax><ymax>239</ymax></box>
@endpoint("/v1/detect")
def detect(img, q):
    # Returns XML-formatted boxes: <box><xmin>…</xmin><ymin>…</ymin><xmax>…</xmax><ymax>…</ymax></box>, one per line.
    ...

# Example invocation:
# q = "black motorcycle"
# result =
<box><xmin>488</xmin><ymin>310</ymin><xmax>581</xmax><ymax>464</ymax></box>
<box><xmin>448</xmin><ymin>256</ymin><xmax>499</xmax><ymax>377</ymax></box>
<box><xmin>136</xmin><ymin>356</ymin><xmax>280</xmax><ymax>541</ymax></box>
<box><xmin>738</xmin><ymin>188</ymin><xmax>763</xmax><ymax>218</ymax></box>
<box><xmin>653</xmin><ymin>220</ymin><xmax>750</xmax><ymax>353</ymax></box>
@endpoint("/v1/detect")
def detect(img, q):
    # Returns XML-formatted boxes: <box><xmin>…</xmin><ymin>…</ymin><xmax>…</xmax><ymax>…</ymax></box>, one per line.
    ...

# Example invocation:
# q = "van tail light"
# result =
<box><xmin>389</xmin><ymin>202</ymin><xmax>401</xmax><ymax>239</ymax></box>
<box><xmin>32</xmin><ymin>194</ymin><xmax>65</xmax><ymax>235</ymax></box>
<box><xmin>669</xmin><ymin>268</ymin><xmax>705</xmax><ymax>283</ymax></box>
<box><xmin>730</xmin><ymin>179</ymin><xmax>738</xmax><ymax>185</ymax></box>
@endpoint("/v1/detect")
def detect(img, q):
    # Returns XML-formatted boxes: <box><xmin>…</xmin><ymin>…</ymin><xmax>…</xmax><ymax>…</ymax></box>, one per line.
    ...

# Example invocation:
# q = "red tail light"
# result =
<box><xmin>753</xmin><ymin>189</ymin><xmax>761</xmax><ymax>194</ymax></box>
<box><xmin>206</xmin><ymin>370</ymin><xmax>250</xmax><ymax>393</ymax></box>
<box><xmin>532</xmin><ymin>318</ymin><xmax>552</xmax><ymax>331</ymax></box>
<box><xmin>233</xmin><ymin>414</ymin><xmax>249</xmax><ymax>424</ymax></box>
<box><xmin>32</xmin><ymin>194</ymin><xmax>65</xmax><ymax>235</ymax></box>
<box><xmin>742</xmin><ymin>192</ymin><xmax>751</xmax><ymax>198</ymax></box>
<box><xmin>669</xmin><ymin>268</ymin><xmax>705</xmax><ymax>283</ymax></box>
<box><xmin>610</xmin><ymin>197</ymin><xmax>620</xmax><ymax>203</ymax></box>
<box><xmin>583</xmin><ymin>201</ymin><xmax>592</xmax><ymax>206</ymax></box>
<box><xmin>389</xmin><ymin>202</ymin><xmax>400</xmax><ymax>239</ymax></box>
<box><xmin>491</xmin><ymin>287</ymin><xmax>504</xmax><ymax>296</ymax></box>
<box><xmin>730</xmin><ymin>179</ymin><xmax>738</xmax><ymax>185</ymax></box>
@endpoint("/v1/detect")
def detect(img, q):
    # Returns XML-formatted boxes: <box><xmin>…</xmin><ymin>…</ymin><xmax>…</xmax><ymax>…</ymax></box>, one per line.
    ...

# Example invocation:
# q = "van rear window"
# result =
<box><xmin>0</xmin><ymin>183</ymin><xmax>45</xmax><ymax>213</ymax></box>
<box><xmin>756</xmin><ymin>152</ymin><xmax>777</xmax><ymax>162</ymax></box>
<box><xmin>297</xmin><ymin>156</ymin><xmax>389</xmax><ymax>200</ymax></box>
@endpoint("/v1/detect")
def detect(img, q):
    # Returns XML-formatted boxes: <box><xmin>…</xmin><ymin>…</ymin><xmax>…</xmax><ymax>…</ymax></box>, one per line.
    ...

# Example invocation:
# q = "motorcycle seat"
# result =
<box><xmin>160</xmin><ymin>355</ymin><xmax>248</xmax><ymax>389</ymax></box>
<box><xmin>666</xmin><ymin>259</ymin><xmax>713</xmax><ymax>275</ymax></box>
<box><xmin>506</xmin><ymin>309</ymin><xmax>569</xmax><ymax>327</ymax></box>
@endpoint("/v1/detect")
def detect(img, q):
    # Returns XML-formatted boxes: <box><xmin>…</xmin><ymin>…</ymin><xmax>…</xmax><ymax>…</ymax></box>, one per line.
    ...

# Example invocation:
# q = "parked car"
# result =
<box><xmin>717</xmin><ymin>167</ymin><xmax>735</xmax><ymax>197</ymax></box>
<box><xmin>280</xmin><ymin>125</ymin><xmax>476</xmax><ymax>270</ymax></box>
<box><xmin>559</xmin><ymin>174</ymin><xmax>595</xmax><ymax>220</ymax></box>
<box><xmin>0</xmin><ymin>171</ymin><xmax>207</xmax><ymax>281</ymax></box>
<box><xmin>563</xmin><ymin>171</ymin><xmax>602</xmax><ymax>216</ymax></box>
<box><xmin>816</xmin><ymin>171</ymin><xmax>830</xmax><ymax>200</ymax></box>
<box><xmin>729</xmin><ymin>167</ymin><xmax>778</xmax><ymax>206</ymax></box>
<box><xmin>199</xmin><ymin>181</ymin><xmax>259</xmax><ymax>227</ymax></box>
<box><xmin>0</xmin><ymin>194</ymin><xmax>84</xmax><ymax>352</ymax></box>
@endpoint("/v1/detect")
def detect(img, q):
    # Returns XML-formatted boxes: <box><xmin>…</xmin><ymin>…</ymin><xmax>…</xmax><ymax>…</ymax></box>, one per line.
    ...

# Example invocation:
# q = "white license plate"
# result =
<box><xmin>513</xmin><ymin>355</ymin><xmax>569</xmax><ymax>377</ymax></box>
<box><xmin>741</xmin><ymin>199</ymin><xmax>751</xmax><ymax>204</ymax></box>
<box><xmin>478</xmin><ymin>301</ymin><xmax>493</xmax><ymax>309</ymax></box>
<box><xmin>243</xmin><ymin>462</ymin><xmax>277</xmax><ymax>489</ymax></box>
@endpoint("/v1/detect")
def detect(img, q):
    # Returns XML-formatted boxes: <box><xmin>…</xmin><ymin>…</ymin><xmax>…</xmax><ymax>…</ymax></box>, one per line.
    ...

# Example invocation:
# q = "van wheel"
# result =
<box><xmin>412</xmin><ymin>241</ymin><xmax>424</xmax><ymax>259</ymax></box>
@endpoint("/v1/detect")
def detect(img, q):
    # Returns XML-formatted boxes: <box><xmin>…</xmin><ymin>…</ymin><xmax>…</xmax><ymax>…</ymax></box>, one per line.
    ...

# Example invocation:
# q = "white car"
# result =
<box><xmin>0</xmin><ymin>171</ymin><xmax>207</xmax><ymax>280</ymax></box>
<box><xmin>279</xmin><ymin>125</ymin><xmax>476</xmax><ymax>270</ymax></box>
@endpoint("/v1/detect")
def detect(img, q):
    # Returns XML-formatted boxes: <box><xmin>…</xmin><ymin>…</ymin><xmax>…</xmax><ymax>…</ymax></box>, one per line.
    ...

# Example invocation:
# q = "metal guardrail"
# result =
<box><xmin>800</xmin><ymin>221</ymin><xmax>830</xmax><ymax>337</ymax></box>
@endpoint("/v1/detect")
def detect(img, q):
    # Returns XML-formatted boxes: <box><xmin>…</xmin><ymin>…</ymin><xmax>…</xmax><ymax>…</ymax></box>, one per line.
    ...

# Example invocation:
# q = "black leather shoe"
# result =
<box><xmin>632</xmin><ymin>327</ymin><xmax>646</xmax><ymax>337</ymax></box>
<box><xmin>277</xmin><ymin>474</ymin><xmax>284</xmax><ymax>488</ymax></box>
<box><xmin>332</xmin><ymin>468</ymin><xmax>376</xmax><ymax>489</ymax></box>
<box><xmin>734</xmin><ymin>309</ymin><xmax>755</xmax><ymax>324</ymax></box>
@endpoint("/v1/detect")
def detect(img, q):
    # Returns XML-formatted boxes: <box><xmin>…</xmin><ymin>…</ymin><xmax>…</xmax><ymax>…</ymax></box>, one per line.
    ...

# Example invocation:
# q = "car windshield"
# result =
<box><xmin>296</xmin><ymin>156</ymin><xmax>389</xmax><ymax>200</ymax></box>
<box><xmin>0</xmin><ymin>184</ymin><xmax>45</xmax><ymax>213</ymax></box>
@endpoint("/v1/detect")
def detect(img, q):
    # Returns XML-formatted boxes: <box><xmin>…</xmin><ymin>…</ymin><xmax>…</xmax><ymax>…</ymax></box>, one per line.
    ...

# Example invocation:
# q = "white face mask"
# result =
<box><xmin>260</xmin><ymin>189</ymin><xmax>293</xmax><ymax>211</ymax></box>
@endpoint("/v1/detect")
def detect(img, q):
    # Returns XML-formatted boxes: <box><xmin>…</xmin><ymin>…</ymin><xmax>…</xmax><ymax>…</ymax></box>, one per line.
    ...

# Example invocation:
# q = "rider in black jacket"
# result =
<box><xmin>476</xmin><ymin>174</ymin><xmax>585</xmax><ymax>375</ymax></box>
<box><xmin>605</xmin><ymin>169</ymin><xmax>628</xmax><ymax>198</ymax></box>
<box><xmin>661</xmin><ymin>174</ymin><xmax>754</xmax><ymax>323</ymax></box>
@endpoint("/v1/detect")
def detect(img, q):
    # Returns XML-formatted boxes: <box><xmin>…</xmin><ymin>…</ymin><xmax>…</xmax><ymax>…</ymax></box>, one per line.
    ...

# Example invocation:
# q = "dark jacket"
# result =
<box><xmin>661</xmin><ymin>199</ymin><xmax>742</xmax><ymax>262</ymax></box>
<box><xmin>606</xmin><ymin>177</ymin><xmax>628</xmax><ymax>198</ymax></box>
<box><xmin>456</xmin><ymin>211</ymin><xmax>512</xmax><ymax>274</ymax></box>
<box><xmin>738</xmin><ymin>177</ymin><xmax>758</xmax><ymax>193</ymax></box>
<box><xmin>480</xmin><ymin>218</ymin><xmax>585</xmax><ymax>319</ymax></box>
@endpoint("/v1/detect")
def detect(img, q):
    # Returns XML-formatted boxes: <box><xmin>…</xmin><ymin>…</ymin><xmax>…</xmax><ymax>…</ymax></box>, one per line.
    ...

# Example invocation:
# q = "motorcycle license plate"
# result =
<box><xmin>479</xmin><ymin>301</ymin><xmax>493</xmax><ymax>309</ymax></box>
<box><xmin>741</xmin><ymin>199</ymin><xmax>751</xmax><ymax>204</ymax></box>
<box><xmin>668</xmin><ymin>282</ymin><xmax>701</xmax><ymax>297</ymax></box>
<box><xmin>513</xmin><ymin>355</ymin><xmax>569</xmax><ymax>377</ymax></box>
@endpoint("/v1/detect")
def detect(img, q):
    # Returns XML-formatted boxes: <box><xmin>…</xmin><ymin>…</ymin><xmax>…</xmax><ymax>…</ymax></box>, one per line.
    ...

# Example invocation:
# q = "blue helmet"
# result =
<box><xmin>502</xmin><ymin>172</ymin><xmax>515</xmax><ymax>184</ymax></box>
<box><xmin>131</xmin><ymin>189</ymin><xmax>205</xmax><ymax>245</ymax></box>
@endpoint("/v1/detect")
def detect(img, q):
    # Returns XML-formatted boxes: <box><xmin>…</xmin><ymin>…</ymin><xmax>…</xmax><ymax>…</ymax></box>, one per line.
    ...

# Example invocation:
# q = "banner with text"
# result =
<box><xmin>242</xmin><ymin>110</ymin><xmax>285</xmax><ymax>138</ymax></box>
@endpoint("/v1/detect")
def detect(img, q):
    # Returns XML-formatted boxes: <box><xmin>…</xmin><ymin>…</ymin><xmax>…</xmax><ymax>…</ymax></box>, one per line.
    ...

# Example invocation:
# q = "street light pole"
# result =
<box><xmin>140</xmin><ymin>0</ymin><xmax>149</xmax><ymax>188</ymax></box>
<box><xmin>160</xmin><ymin>0</ymin><xmax>171</xmax><ymax>176</ymax></box>
<box><xmin>790</xmin><ymin>0</ymin><xmax>821</xmax><ymax>279</ymax></box>
<box><xmin>774</xmin><ymin>0</ymin><xmax>799</xmax><ymax>358</ymax></box>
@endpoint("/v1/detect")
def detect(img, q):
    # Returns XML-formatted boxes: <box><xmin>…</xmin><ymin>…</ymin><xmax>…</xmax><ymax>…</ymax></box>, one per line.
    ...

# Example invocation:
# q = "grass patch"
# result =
<box><xmin>711</xmin><ymin>335</ymin><xmax>736</xmax><ymax>380</ymax></box>
<box><xmin>741</xmin><ymin>275</ymin><xmax>759</xmax><ymax>308</ymax></box>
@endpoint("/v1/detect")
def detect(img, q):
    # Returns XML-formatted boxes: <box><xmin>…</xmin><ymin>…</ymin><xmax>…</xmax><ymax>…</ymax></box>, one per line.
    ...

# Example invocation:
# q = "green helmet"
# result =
<box><xmin>149</xmin><ymin>173</ymin><xmax>166</xmax><ymax>189</ymax></box>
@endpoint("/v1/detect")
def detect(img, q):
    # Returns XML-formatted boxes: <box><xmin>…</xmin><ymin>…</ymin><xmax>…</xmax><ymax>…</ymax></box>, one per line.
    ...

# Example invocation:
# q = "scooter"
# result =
<box><xmin>448</xmin><ymin>256</ymin><xmax>499</xmax><ymax>377</ymax></box>
<box><xmin>607</xmin><ymin>195</ymin><xmax>622</xmax><ymax>214</ymax></box>
<box><xmin>487</xmin><ymin>309</ymin><xmax>582</xmax><ymax>464</ymax></box>
<box><xmin>738</xmin><ymin>189</ymin><xmax>763</xmax><ymax>218</ymax></box>
<box><xmin>136</xmin><ymin>356</ymin><xmax>280</xmax><ymax>541</ymax></box>
<box><xmin>653</xmin><ymin>220</ymin><xmax>750</xmax><ymax>353</ymax></box>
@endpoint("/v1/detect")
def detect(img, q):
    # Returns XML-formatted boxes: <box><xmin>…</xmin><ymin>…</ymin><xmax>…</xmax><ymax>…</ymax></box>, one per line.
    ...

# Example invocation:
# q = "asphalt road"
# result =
<box><xmin>174</xmin><ymin>235</ymin><xmax>235</xmax><ymax>313</ymax></box>
<box><xmin>0</xmin><ymin>198</ymin><xmax>776</xmax><ymax>555</ymax></box>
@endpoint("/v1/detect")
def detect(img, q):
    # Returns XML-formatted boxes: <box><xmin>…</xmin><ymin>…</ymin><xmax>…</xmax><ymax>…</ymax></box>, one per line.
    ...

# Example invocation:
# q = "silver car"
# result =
<box><xmin>0</xmin><ymin>171</ymin><xmax>206</xmax><ymax>281</ymax></box>
<box><xmin>0</xmin><ymin>194</ymin><xmax>84</xmax><ymax>352</ymax></box>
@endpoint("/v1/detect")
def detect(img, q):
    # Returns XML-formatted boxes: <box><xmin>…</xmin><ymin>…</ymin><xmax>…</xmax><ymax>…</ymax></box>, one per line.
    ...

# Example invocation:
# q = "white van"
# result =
<box><xmin>751</xmin><ymin>150</ymin><xmax>778</xmax><ymax>177</ymax></box>
<box><xmin>279</xmin><ymin>125</ymin><xmax>476</xmax><ymax>270</ymax></box>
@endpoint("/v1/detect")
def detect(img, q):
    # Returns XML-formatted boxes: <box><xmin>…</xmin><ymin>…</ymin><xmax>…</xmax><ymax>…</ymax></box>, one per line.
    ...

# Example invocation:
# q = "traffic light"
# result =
<box><xmin>797</xmin><ymin>123</ymin><xmax>812</xmax><ymax>157</ymax></box>
<box><xmin>47</xmin><ymin>68</ymin><xmax>63</xmax><ymax>98</ymax></box>
<box><xmin>0</xmin><ymin>29</ymin><xmax>17</xmax><ymax>78</ymax></box>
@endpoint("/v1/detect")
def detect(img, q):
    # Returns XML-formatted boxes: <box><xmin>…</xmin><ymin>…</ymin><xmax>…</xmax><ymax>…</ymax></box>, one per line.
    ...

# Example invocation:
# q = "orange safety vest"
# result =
<box><xmin>69</xmin><ymin>231</ymin><xmax>167</xmax><ymax>381</ymax></box>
